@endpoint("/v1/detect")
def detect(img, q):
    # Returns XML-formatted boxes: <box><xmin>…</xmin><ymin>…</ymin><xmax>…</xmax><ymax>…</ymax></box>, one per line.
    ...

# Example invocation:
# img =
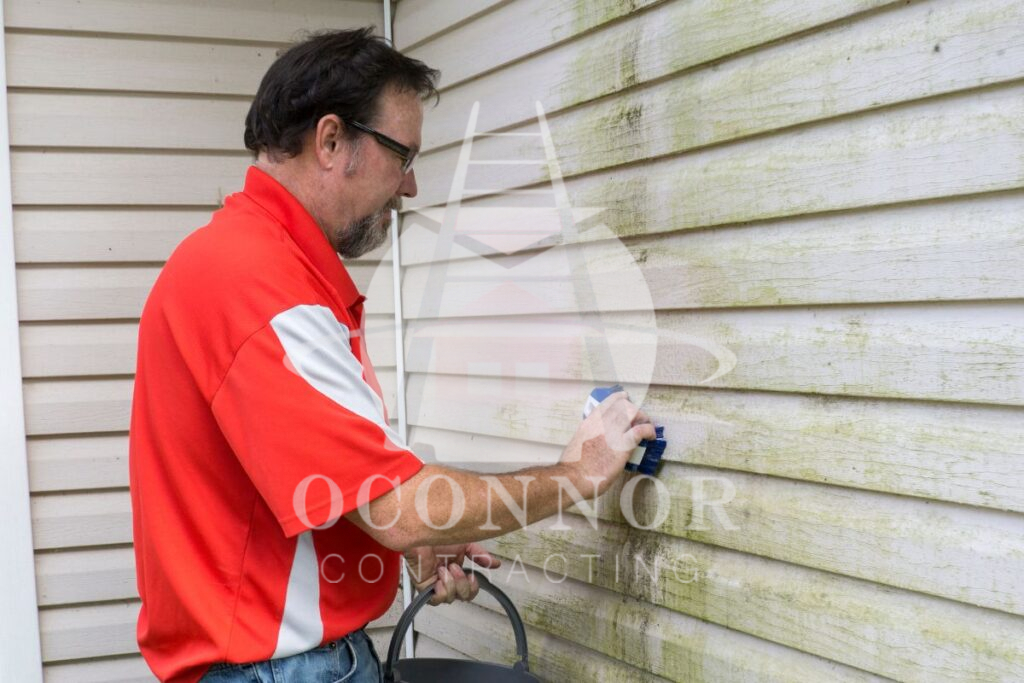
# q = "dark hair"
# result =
<box><xmin>244</xmin><ymin>28</ymin><xmax>439</xmax><ymax>158</ymax></box>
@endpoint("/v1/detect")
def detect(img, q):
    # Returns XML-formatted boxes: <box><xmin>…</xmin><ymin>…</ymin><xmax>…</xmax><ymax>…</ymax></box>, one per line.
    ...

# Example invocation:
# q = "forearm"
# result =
<box><xmin>351</xmin><ymin>462</ymin><xmax>601</xmax><ymax>551</ymax></box>
<box><xmin>436</xmin><ymin>463</ymin><xmax>586</xmax><ymax>541</ymax></box>
<box><xmin>349</xmin><ymin>395</ymin><xmax>654</xmax><ymax>551</ymax></box>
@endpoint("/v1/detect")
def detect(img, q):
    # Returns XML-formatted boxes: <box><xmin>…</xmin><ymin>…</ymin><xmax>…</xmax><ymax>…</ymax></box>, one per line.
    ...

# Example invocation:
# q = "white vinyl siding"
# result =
<box><xmin>395</xmin><ymin>1</ymin><xmax>1024</xmax><ymax>681</ymax></box>
<box><xmin>2</xmin><ymin>1</ymin><xmax>401</xmax><ymax>680</ymax></box>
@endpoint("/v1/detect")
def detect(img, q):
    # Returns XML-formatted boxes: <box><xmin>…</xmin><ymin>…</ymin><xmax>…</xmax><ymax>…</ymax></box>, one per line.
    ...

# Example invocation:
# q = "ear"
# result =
<box><xmin>312</xmin><ymin>114</ymin><xmax>345</xmax><ymax>169</ymax></box>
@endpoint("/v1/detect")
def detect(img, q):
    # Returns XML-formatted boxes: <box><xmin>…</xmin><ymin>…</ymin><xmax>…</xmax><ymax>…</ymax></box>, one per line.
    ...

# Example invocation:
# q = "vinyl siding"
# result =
<box><xmin>2</xmin><ymin>1</ymin><xmax>399</xmax><ymax>680</ymax></box>
<box><xmin>394</xmin><ymin>1</ymin><xmax>1024</xmax><ymax>681</ymax></box>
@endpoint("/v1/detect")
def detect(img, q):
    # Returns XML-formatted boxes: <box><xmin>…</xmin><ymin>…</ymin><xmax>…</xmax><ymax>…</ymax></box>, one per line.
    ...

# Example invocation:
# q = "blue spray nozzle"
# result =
<box><xmin>637</xmin><ymin>425</ymin><xmax>667</xmax><ymax>475</ymax></box>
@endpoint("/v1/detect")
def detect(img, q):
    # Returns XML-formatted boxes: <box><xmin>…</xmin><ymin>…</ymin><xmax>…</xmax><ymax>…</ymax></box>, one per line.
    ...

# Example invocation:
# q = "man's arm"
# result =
<box><xmin>345</xmin><ymin>392</ymin><xmax>654</xmax><ymax>551</ymax></box>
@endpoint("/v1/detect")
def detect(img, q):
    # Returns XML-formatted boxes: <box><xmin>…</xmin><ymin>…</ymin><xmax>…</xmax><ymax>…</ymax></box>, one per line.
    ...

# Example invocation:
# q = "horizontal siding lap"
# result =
<box><xmin>35</xmin><ymin>547</ymin><xmax>137</xmax><ymax>606</ymax></box>
<box><xmin>3</xmin><ymin>0</ymin><xmax>380</xmax><ymax>41</ymax></box>
<box><xmin>43</xmin><ymin>655</ymin><xmax>158</xmax><ymax>683</ymax></box>
<box><xmin>5</xmin><ymin>33</ymin><xmax>276</xmax><ymax>95</ymax></box>
<box><xmin>16</xmin><ymin>266</ymin><xmax>160</xmax><ymax>321</ymax></box>
<box><xmin>28</xmin><ymin>434</ymin><xmax>130</xmax><ymax>492</ymax></box>
<box><xmin>404</xmin><ymin>0</ymin><xmax>666</xmax><ymax>91</ymax></box>
<box><xmin>38</xmin><ymin>601</ymin><xmax>141</xmax><ymax>661</ymax></box>
<box><xmin>643</xmin><ymin>388</ymin><xmax>1024</xmax><ymax>514</ymax></box>
<box><xmin>393</xmin><ymin>0</ymin><xmax>506</xmax><ymax>52</ymax></box>
<box><xmin>8</xmin><ymin>92</ymin><xmax>251</xmax><ymax>151</ymax></box>
<box><xmin>10</xmin><ymin>151</ymin><xmax>250</xmax><ymax>206</ymax></box>
<box><xmin>31</xmin><ymin>490</ymin><xmax>133</xmax><ymax>550</ymax></box>
<box><xmin>23</xmin><ymin>378</ymin><xmax>134</xmax><ymax>436</ymax></box>
<box><xmin>20</xmin><ymin>322</ymin><xmax>139</xmax><ymax>377</ymax></box>
<box><xmin>403</xmin><ymin>303</ymin><xmax>1024</xmax><ymax>406</ymax></box>
<box><xmin>400</xmin><ymin>193</ymin><xmax>1024</xmax><ymax>305</ymax></box>
<box><xmin>399</xmin><ymin>190</ymin><xmax>1024</xmax><ymax>269</ymax></box>
<box><xmin>407</xmin><ymin>424</ymin><xmax>559</xmax><ymax>471</ymax></box>
<box><xmin>13</xmin><ymin>207</ymin><xmax>216</xmax><ymax>264</ymax></box>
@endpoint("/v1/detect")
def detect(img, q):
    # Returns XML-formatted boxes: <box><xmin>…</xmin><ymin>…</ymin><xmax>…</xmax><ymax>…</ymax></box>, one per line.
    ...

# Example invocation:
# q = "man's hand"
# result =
<box><xmin>560</xmin><ymin>391</ymin><xmax>655</xmax><ymax>497</ymax></box>
<box><xmin>404</xmin><ymin>543</ymin><xmax>502</xmax><ymax>606</ymax></box>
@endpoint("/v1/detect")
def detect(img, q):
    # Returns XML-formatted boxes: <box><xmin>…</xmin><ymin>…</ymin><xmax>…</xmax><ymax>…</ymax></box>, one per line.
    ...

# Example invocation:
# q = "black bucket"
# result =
<box><xmin>384</xmin><ymin>570</ymin><xmax>541</xmax><ymax>682</ymax></box>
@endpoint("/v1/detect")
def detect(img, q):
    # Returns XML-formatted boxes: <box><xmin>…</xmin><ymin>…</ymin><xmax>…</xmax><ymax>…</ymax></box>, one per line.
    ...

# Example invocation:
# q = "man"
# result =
<box><xmin>129</xmin><ymin>28</ymin><xmax>654</xmax><ymax>683</ymax></box>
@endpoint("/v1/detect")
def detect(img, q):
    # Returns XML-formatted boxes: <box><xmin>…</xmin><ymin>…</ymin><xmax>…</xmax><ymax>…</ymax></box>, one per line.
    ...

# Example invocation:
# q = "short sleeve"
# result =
<box><xmin>211</xmin><ymin>303</ymin><xmax>423</xmax><ymax>537</ymax></box>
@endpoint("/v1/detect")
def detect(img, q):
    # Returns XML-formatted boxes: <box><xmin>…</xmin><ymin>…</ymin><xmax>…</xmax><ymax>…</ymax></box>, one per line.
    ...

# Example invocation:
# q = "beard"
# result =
<box><xmin>333</xmin><ymin>196</ymin><xmax>400</xmax><ymax>259</ymax></box>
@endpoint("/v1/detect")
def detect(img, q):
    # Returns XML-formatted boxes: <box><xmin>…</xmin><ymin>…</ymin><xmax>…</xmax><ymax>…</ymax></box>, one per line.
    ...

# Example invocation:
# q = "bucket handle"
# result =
<box><xmin>384</xmin><ymin>568</ymin><xmax>530</xmax><ymax>681</ymax></box>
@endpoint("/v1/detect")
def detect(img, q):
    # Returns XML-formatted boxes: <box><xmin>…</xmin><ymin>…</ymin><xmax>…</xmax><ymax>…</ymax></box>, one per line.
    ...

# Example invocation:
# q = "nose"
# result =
<box><xmin>398</xmin><ymin>169</ymin><xmax>417</xmax><ymax>198</ymax></box>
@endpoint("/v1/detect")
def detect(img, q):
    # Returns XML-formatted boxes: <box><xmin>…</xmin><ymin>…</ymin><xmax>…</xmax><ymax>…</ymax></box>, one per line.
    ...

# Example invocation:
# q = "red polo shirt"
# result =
<box><xmin>129</xmin><ymin>166</ymin><xmax>423</xmax><ymax>683</ymax></box>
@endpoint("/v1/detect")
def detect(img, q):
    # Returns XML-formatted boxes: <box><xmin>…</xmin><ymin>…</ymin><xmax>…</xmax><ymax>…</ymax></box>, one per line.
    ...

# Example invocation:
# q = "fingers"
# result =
<box><xmin>598</xmin><ymin>393</ymin><xmax>655</xmax><ymax>436</ymax></box>
<box><xmin>431</xmin><ymin>565</ymin><xmax>484</xmax><ymax>605</ymax></box>
<box><xmin>632</xmin><ymin>408</ymin><xmax>653</xmax><ymax>427</ymax></box>
<box><xmin>447</xmin><ymin>564</ymin><xmax>474</xmax><ymax>601</ymax></box>
<box><xmin>429</xmin><ymin>563</ymin><xmax>481</xmax><ymax>605</ymax></box>
<box><xmin>631</xmin><ymin>422</ymin><xmax>658</xmax><ymax>443</ymax></box>
<box><xmin>599</xmin><ymin>394</ymin><xmax>643</xmax><ymax>439</ymax></box>
<box><xmin>429</xmin><ymin>564</ymin><xmax>453</xmax><ymax>605</ymax></box>
<box><xmin>415</xmin><ymin>545</ymin><xmax>497</xmax><ymax>606</ymax></box>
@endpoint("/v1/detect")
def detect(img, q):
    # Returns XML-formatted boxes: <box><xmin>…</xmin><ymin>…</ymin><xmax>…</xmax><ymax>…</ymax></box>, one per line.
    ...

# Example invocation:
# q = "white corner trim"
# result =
<box><xmin>0</xmin><ymin>2</ymin><xmax>44</xmax><ymax>681</ymax></box>
<box><xmin>383</xmin><ymin>0</ymin><xmax>416</xmax><ymax>662</ymax></box>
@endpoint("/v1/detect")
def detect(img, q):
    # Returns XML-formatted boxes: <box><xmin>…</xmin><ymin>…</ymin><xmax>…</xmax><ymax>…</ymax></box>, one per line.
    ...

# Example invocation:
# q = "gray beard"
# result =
<box><xmin>333</xmin><ymin>198</ymin><xmax>397</xmax><ymax>259</ymax></box>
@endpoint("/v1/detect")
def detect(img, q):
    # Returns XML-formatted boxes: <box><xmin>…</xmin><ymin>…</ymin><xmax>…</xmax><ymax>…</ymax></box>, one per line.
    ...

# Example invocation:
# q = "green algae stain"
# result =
<box><xmin>541</xmin><ymin>95</ymin><xmax>650</xmax><ymax>184</ymax></box>
<box><xmin>562</xmin><ymin>21</ymin><xmax>646</xmax><ymax>108</ymax></box>
<box><xmin>568</xmin><ymin>0</ymin><xmax>648</xmax><ymax>41</ymax></box>
<box><xmin>495</xmin><ymin>402</ymin><xmax>528</xmax><ymax>439</ymax></box>
<box><xmin>581</xmin><ymin>174</ymin><xmax>651</xmax><ymax>239</ymax></box>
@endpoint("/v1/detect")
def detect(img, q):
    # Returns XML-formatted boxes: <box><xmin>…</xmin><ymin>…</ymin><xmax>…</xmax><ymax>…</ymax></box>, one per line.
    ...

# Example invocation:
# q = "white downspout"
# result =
<box><xmin>382</xmin><ymin>0</ymin><xmax>416</xmax><ymax>661</ymax></box>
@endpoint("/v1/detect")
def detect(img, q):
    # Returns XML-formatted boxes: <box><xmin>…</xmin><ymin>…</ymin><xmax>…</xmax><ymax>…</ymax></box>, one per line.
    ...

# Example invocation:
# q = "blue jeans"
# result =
<box><xmin>200</xmin><ymin>629</ymin><xmax>382</xmax><ymax>683</ymax></box>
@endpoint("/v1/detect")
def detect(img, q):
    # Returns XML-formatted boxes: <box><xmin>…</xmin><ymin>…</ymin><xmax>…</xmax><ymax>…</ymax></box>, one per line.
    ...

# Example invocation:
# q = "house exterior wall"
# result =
<box><xmin>1</xmin><ymin>1</ymin><xmax>399</xmax><ymax>680</ymax></box>
<box><xmin>394</xmin><ymin>1</ymin><xmax>1024</xmax><ymax>680</ymax></box>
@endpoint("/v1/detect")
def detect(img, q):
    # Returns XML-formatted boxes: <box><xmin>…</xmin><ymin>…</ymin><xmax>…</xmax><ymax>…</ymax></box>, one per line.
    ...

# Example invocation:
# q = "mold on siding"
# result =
<box><xmin>405</xmin><ymin>0</ymin><xmax>1024</xmax><ymax>679</ymax></box>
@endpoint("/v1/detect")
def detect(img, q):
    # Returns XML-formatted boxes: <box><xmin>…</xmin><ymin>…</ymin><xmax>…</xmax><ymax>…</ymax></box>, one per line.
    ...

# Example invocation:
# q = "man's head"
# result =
<box><xmin>245</xmin><ymin>28</ymin><xmax>439</xmax><ymax>258</ymax></box>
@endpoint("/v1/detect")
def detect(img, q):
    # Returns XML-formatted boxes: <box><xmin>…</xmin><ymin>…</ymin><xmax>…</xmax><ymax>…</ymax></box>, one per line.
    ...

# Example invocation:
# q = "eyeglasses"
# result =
<box><xmin>344</xmin><ymin>119</ymin><xmax>416</xmax><ymax>174</ymax></box>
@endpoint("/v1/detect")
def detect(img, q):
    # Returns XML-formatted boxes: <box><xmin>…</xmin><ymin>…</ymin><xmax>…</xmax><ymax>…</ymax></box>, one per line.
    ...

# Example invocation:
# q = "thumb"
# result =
<box><xmin>466</xmin><ymin>543</ymin><xmax>501</xmax><ymax>568</ymax></box>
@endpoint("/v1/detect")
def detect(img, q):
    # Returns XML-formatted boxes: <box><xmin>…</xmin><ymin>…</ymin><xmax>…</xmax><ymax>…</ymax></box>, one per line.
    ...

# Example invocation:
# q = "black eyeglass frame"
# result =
<box><xmin>344</xmin><ymin>119</ymin><xmax>416</xmax><ymax>174</ymax></box>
